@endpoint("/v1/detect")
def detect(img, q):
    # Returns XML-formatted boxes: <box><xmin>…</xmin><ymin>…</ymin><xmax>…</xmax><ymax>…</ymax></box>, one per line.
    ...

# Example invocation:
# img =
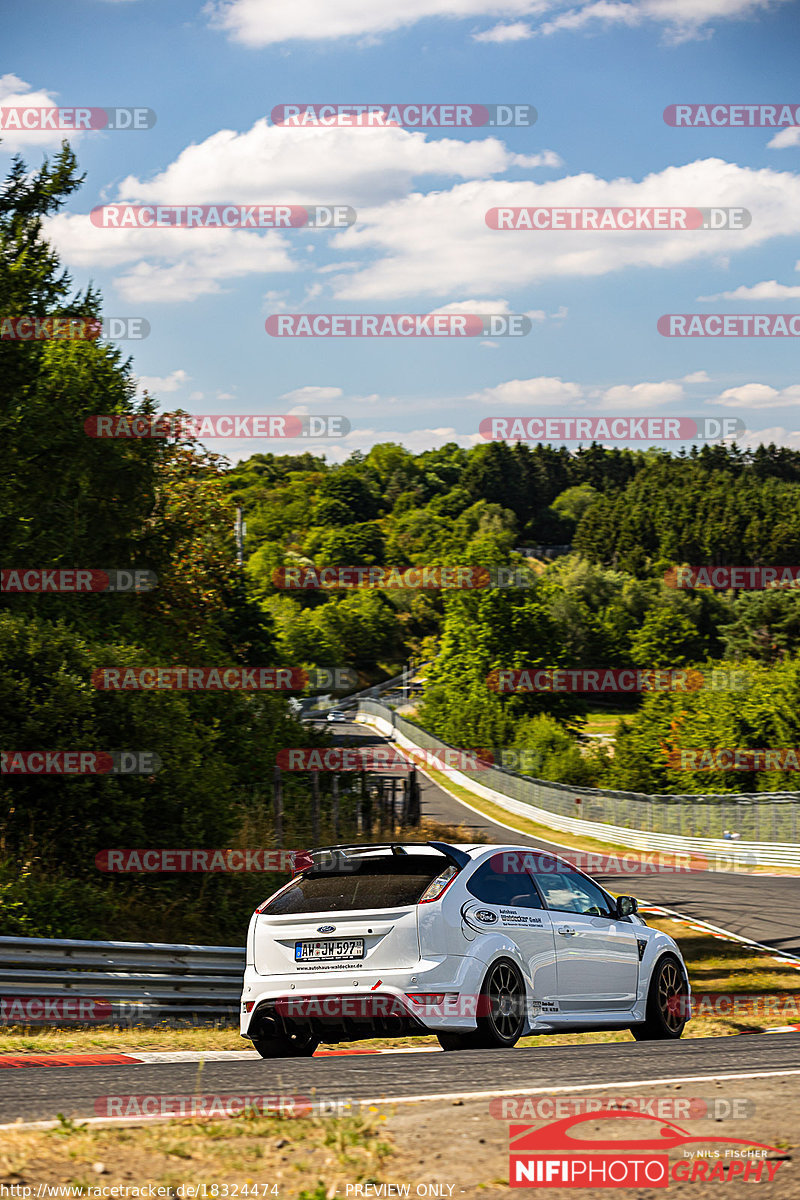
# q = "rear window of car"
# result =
<box><xmin>261</xmin><ymin>858</ymin><xmax>446</xmax><ymax>914</ymax></box>
<box><xmin>466</xmin><ymin>861</ymin><xmax>543</xmax><ymax>908</ymax></box>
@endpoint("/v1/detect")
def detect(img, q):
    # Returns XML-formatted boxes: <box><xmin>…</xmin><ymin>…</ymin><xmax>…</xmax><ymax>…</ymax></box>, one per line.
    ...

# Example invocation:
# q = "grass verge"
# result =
<box><xmin>0</xmin><ymin>1111</ymin><xmax>394</xmax><ymax>1197</ymax></box>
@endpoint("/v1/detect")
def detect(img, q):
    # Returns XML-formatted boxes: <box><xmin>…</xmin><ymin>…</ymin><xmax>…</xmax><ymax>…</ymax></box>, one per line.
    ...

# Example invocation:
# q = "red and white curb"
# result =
<box><xmin>0</xmin><ymin>1045</ymin><xmax>442</xmax><ymax>1068</ymax></box>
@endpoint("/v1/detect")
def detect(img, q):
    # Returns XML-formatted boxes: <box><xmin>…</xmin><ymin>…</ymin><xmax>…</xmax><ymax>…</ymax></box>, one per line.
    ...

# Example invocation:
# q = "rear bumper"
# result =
<box><xmin>240</xmin><ymin>956</ymin><xmax>483</xmax><ymax>1041</ymax></box>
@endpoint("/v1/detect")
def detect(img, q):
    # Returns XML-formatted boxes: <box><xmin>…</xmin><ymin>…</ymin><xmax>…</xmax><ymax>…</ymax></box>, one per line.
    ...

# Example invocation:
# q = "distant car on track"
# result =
<box><xmin>326</xmin><ymin>710</ymin><xmax>348</xmax><ymax>723</ymax></box>
<box><xmin>240</xmin><ymin>841</ymin><xmax>691</xmax><ymax>1057</ymax></box>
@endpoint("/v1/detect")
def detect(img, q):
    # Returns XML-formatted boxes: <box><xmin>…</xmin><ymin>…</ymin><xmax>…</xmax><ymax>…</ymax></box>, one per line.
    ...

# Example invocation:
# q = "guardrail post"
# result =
<box><xmin>377</xmin><ymin>779</ymin><xmax>386</xmax><ymax>835</ymax></box>
<box><xmin>273</xmin><ymin>766</ymin><xmax>283</xmax><ymax>845</ymax></box>
<box><xmin>361</xmin><ymin>772</ymin><xmax>372</xmax><ymax>836</ymax></box>
<box><xmin>331</xmin><ymin>774</ymin><xmax>340</xmax><ymax>841</ymax></box>
<box><xmin>311</xmin><ymin>772</ymin><xmax>321</xmax><ymax>844</ymax></box>
<box><xmin>408</xmin><ymin>767</ymin><xmax>420</xmax><ymax>825</ymax></box>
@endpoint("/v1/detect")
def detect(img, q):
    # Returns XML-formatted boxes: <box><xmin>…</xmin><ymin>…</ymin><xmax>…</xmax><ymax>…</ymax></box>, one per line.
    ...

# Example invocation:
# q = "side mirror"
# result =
<box><xmin>616</xmin><ymin>895</ymin><xmax>638</xmax><ymax>918</ymax></box>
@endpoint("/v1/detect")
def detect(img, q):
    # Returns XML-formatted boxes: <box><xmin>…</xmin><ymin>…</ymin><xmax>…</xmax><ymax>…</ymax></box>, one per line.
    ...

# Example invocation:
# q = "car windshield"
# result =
<box><xmin>261</xmin><ymin>857</ymin><xmax>446</xmax><ymax>914</ymax></box>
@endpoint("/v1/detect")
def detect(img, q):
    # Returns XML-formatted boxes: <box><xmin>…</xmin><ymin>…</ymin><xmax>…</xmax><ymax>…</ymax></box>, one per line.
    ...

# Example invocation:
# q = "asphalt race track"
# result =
<box><xmin>3</xmin><ymin>1035</ymin><xmax>800</xmax><ymax>1125</ymax></box>
<box><xmin>339</xmin><ymin>721</ymin><xmax>800</xmax><ymax>958</ymax></box>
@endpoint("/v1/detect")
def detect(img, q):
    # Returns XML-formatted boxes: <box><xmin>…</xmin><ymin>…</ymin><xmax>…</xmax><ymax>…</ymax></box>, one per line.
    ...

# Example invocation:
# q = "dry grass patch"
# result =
<box><xmin>0</xmin><ymin>1111</ymin><xmax>395</xmax><ymax>1198</ymax></box>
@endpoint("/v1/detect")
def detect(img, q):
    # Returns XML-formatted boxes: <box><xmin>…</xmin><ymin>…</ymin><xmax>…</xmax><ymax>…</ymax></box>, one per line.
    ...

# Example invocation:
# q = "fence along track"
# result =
<box><xmin>357</xmin><ymin>701</ymin><xmax>800</xmax><ymax>868</ymax></box>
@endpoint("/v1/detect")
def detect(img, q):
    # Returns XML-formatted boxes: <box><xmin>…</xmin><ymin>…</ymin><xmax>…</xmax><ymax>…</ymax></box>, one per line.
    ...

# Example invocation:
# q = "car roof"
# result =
<box><xmin>466</xmin><ymin>843</ymin><xmax>576</xmax><ymax>868</ymax></box>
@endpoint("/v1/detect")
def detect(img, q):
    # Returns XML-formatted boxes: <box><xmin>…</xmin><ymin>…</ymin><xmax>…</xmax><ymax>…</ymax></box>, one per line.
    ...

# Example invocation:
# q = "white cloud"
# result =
<box><xmin>468</xmin><ymin>372</ymin><xmax>711</xmax><ymax>410</ymax></box>
<box><xmin>48</xmin><ymin>118</ymin><xmax>560</xmax><ymax>303</ymax></box>
<box><xmin>768</xmin><ymin>127</ymin><xmax>800</xmax><ymax>149</ymax></box>
<box><xmin>472</xmin><ymin>20</ymin><xmax>534</xmax><ymax>39</ymax></box>
<box><xmin>113</xmin><ymin>120</ymin><xmax>550</xmax><ymax>208</ymax></box>
<box><xmin>539</xmin><ymin>2</ymin><xmax>641</xmax><ymax>36</ymax></box>
<box><xmin>698</xmin><ymin>279</ymin><xmax>800</xmax><ymax>301</ymax></box>
<box><xmin>600</xmin><ymin>380</ymin><xmax>685</xmax><ymax>408</ymax></box>
<box><xmin>319</xmin><ymin>426</ymin><xmax>469</xmax><ymax>462</ymax></box>
<box><xmin>715</xmin><ymin>383</ymin><xmax>800</xmax><ymax>409</ymax></box>
<box><xmin>207</xmin><ymin>0</ymin><xmax>792</xmax><ymax>45</ymax></box>
<box><xmin>430</xmin><ymin>298</ymin><xmax>515</xmax><ymax>315</ymax></box>
<box><xmin>730</xmin><ymin>425</ymin><xmax>800</xmax><ymax>451</ymax></box>
<box><xmin>682</xmin><ymin>370</ymin><xmax>710</xmax><ymax>382</ymax></box>
<box><xmin>137</xmin><ymin>369</ymin><xmax>190</xmax><ymax>396</ymax></box>
<box><xmin>471</xmin><ymin>376</ymin><xmax>585</xmax><ymax>406</ymax></box>
<box><xmin>0</xmin><ymin>74</ymin><xmax>85</xmax><ymax>153</ymax></box>
<box><xmin>328</xmin><ymin>160</ymin><xmax>800</xmax><ymax>300</ymax></box>
<box><xmin>279</xmin><ymin>385</ymin><xmax>344</xmax><ymax>404</ymax></box>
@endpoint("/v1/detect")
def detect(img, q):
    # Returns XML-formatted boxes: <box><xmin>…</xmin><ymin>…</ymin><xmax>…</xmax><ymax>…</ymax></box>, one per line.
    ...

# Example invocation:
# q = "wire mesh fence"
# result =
<box><xmin>358</xmin><ymin>700</ymin><xmax>800</xmax><ymax>844</ymax></box>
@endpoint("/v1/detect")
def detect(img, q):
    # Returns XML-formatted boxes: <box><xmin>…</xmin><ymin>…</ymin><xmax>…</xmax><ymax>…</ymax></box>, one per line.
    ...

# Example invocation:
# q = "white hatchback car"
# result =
<box><xmin>240</xmin><ymin>841</ymin><xmax>691</xmax><ymax>1057</ymax></box>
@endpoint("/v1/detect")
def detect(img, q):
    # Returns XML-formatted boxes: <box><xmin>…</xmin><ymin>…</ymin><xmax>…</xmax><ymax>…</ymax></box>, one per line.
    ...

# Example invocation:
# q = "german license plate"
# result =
<box><xmin>295</xmin><ymin>938</ymin><xmax>365</xmax><ymax>961</ymax></box>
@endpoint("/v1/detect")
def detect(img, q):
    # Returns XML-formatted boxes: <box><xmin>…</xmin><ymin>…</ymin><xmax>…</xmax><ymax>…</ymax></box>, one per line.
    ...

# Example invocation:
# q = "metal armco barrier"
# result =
<box><xmin>0</xmin><ymin>935</ymin><xmax>245</xmax><ymax>1025</ymax></box>
<box><xmin>357</xmin><ymin>701</ymin><xmax>800</xmax><ymax>869</ymax></box>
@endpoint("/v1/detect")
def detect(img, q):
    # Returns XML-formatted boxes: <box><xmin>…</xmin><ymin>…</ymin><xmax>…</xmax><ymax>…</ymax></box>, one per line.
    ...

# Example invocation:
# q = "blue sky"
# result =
<box><xmin>3</xmin><ymin>0</ymin><xmax>800</xmax><ymax>462</ymax></box>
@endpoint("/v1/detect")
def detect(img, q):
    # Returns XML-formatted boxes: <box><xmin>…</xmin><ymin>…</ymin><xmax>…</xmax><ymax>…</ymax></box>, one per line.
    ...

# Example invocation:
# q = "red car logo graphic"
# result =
<box><xmin>509</xmin><ymin>1110</ymin><xmax>785</xmax><ymax>1188</ymax></box>
<box><xmin>511</xmin><ymin>1109</ymin><xmax>783</xmax><ymax>1154</ymax></box>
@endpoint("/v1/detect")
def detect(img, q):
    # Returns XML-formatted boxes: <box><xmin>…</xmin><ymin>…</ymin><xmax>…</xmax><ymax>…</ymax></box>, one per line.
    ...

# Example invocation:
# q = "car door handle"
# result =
<box><xmin>557</xmin><ymin>926</ymin><xmax>575</xmax><ymax>936</ymax></box>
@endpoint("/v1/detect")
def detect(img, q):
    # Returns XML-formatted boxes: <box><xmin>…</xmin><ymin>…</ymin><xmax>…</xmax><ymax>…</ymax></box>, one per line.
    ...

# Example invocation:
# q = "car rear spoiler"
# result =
<box><xmin>293</xmin><ymin>840</ymin><xmax>471</xmax><ymax>875</ymax></box>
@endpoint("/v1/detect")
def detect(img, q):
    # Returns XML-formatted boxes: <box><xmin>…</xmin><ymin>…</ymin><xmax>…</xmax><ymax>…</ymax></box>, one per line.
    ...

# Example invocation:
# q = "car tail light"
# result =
<box><xmin>243</xmin><ymin>1001</ymin><xmax>255</xmax><ymax>1012</ymax></box>
<box><xmin>418</xmin><ymin>864</ymin><xmax>458</xmax><ymax>904</ymax></box>
<box><xmin>407</xmin><ymin>993</ymin><xmax>446</xmax><ymax>1005</ymax></box>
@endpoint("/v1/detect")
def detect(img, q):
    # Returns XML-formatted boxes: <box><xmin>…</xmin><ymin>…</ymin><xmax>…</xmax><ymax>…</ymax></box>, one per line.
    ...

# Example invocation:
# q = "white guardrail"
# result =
<box><xmin>356</xmin><ymin>706</ymin><xmax>800</xmax><ymax>869</ymax></box>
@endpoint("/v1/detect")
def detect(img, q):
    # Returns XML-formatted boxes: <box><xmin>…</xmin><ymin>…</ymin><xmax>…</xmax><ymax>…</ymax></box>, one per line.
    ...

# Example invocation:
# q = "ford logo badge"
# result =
<box><xmin>317</xmin><ymin>925</ymin><xmax>335</xmax><ymax>933</ymax></box>
<box><xmin>475</xmin><ymin>910</ymin><xmax>497</xmax><ymax>923</ymax></box>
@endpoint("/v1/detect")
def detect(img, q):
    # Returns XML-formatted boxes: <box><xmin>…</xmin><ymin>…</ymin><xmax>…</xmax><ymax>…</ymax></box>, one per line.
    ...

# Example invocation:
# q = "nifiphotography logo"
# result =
<box><xmin>509</xmin><ymin>1110</ymin><xmax>786</xmax><ymax>1187</ymax></box>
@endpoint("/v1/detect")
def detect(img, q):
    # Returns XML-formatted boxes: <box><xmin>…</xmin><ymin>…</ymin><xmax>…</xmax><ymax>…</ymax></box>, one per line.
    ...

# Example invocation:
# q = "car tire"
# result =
<box><xmin>631</xmin><ymin>953</ymin><xmax>687</xmax><ymax>1041</ymax></box>
<box><xmin>437</xmin><ymin>959</ymin><xmax>526</xmax><ymax>1051</ymax></box>
<box><xmin>250</xmin><ymin>1030</ymin><xmax>320</xmax><ymax>1058</ymax></box>
<box><xmin>436</xmin><ymin>1031</ymin><xmax>480</xmax><ymax>1051</ymax></box>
